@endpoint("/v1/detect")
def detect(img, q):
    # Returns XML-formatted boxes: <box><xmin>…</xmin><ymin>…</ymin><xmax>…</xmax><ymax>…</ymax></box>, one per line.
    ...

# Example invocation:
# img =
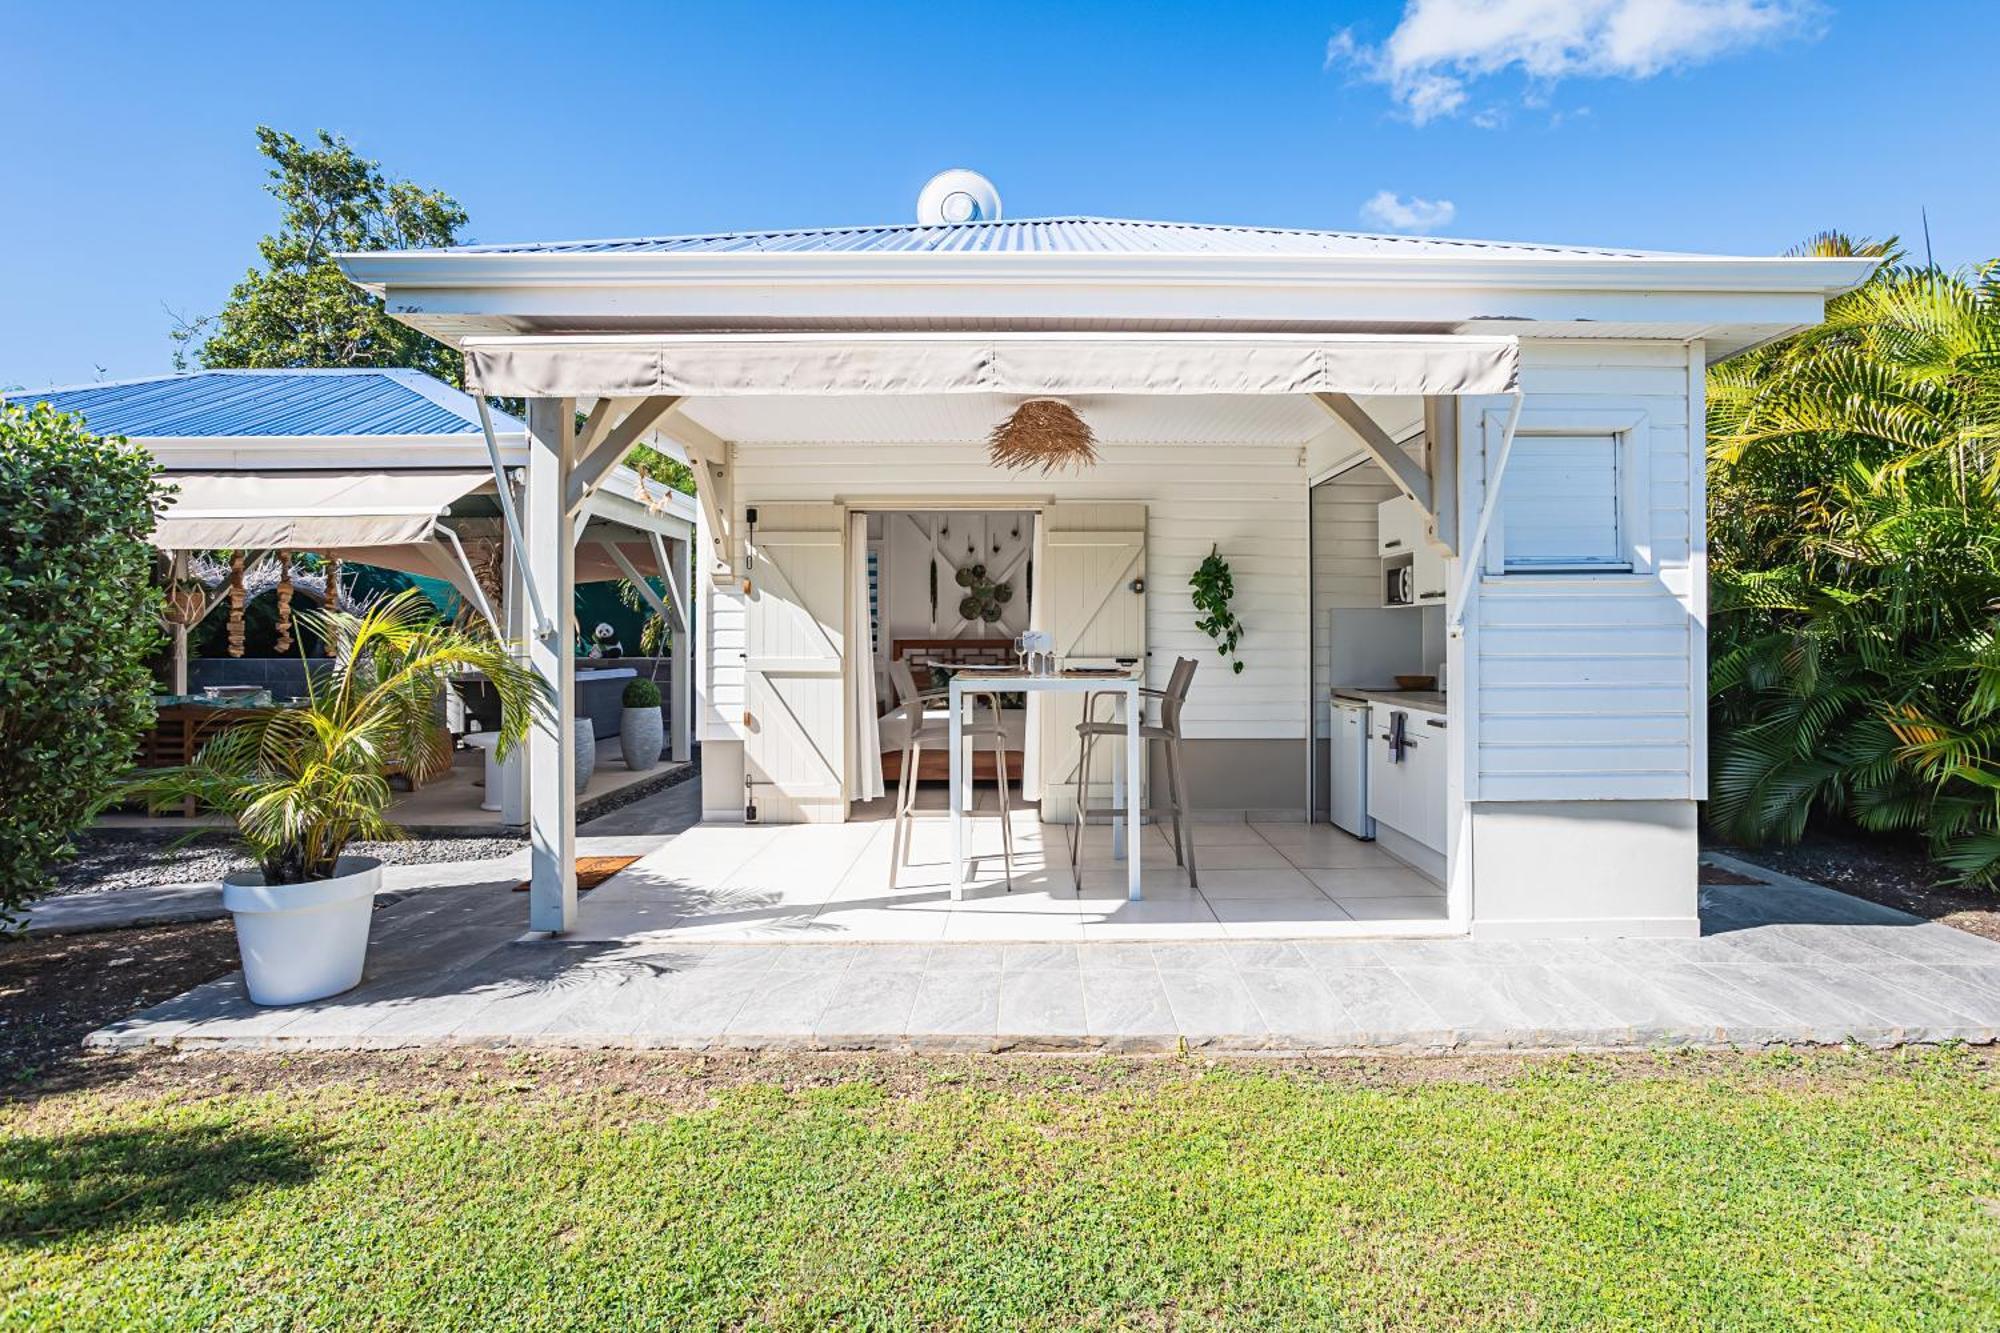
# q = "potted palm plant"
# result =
<box><xmin>131</xmin><ymin>591</ymin><xmax>549</xmax><ymax>1005</ymax></box>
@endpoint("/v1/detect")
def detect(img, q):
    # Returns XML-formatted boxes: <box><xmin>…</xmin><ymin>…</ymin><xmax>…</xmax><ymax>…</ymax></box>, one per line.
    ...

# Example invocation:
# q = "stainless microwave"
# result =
<box><xmin>1384</xmin><ymin>563</ymin><xmax>1414</xmax><ymax>607</ymax></box>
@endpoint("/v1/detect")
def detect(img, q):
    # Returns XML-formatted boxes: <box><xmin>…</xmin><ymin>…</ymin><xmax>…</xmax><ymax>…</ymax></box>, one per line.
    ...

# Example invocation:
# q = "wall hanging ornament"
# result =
<box><xmin>226</xmin><ymin>552</ymin><xmax>247</xmax><ymax>658</ymax></box>
<box><xmin>953</xmin><ymin>562</ymin><xmax>1014</xmax><ymax>624</ymax></box>
<box><xmin>165</xmin><ymin>577</ymin><xmax>208</xmax><ymax>628</ymax></box>
<box><xmin>274</xmin><ymin>552</ymin><xmax>294</xmax><ymax>655</ymax></box>
<box><xmin>987</xmin><ymin>398</ymin><xmax>1098</xmax><ymax>474</ymax></box>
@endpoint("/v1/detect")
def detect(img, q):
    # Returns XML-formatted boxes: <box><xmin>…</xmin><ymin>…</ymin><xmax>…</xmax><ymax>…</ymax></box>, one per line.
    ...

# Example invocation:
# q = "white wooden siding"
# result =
<box><xmin>1466</xmin><ymin>341</ymin><xmax>1702</xmax><ymax>802</ymax></box>
<box><xmin>727</xmin><ymin>441</ymin><xmax>1310</xmax><ymax>740</ymax></box>
<box><xmin>706</xmin><ymin>337</ymin><xmax>1706</xmax><ymax>809</ymax></box>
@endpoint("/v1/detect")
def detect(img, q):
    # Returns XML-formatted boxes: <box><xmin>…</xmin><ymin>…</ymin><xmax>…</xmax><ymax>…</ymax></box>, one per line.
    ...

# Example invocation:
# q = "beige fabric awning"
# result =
<box><xmin>152</xmin><ymin>469</ymin><xmax>492</xmax><ymax>551</ymax></box>
<box><xmin>461</xmin><ymin>333</ymin><xmax>1520</xmax><ymax>400</ymax></box>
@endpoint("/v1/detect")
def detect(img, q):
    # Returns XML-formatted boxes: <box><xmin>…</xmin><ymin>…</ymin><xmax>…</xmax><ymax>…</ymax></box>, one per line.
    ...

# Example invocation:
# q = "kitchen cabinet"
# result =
<box><xmin>1376</xmin><ymin>495</ymin><xmax>1422</xmax><ymax>559</ymax></box>
<box><xmin>1376</xmin><ymin>496</ymin><xmax>1448</xmax><ymax>606</ymax></box>
<box><xmin>1365</xmin><ymin>702</ymin><xmax>1446</xmax><ymax>853</ymax></box>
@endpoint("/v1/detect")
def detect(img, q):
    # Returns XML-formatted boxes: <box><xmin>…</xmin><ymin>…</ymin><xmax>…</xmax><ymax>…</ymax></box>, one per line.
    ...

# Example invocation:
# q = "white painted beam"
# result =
<box><xmin>526</xmin><ymin>397</ymin><xmax>579</xmax><ymax>933</ymax></box>
<box><xmin>669</xmin><ymin>535</ymin><xmax>692</xmax><ymax>763</ymax></box>
<box><xmin>567</xmin><ymin>395</ymin><xmax>682</xmax><ymax>515</ymax></box>
<box><xmin>601</xmin><ymin>541</ymin><xmax>671</xmax><ymax>623</ymax></box>
<box><xmin>647</xmin><ymin>530</ymin><xmax>689</xmax><ymax>633</ymax></box>
<box><xmin>1312</xmin><ymin>393</ymin><xmax>1431</xmax><ymax>516</ymax></box>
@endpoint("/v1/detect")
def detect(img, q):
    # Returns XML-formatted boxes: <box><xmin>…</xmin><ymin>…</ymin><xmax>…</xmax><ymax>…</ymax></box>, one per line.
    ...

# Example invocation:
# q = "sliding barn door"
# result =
<box><xmin>1037</xmin><ymin>504</ymin><xmax>1147</xmax><ymax>824</ymax></box>
<box><xmin>744</xmin><ymin>507</ymin><xmax>847</xmax><ymax>823</ymax></box>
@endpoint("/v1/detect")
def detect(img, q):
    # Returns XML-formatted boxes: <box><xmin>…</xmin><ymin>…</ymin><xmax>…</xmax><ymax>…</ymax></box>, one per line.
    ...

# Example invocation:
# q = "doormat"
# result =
<box><xmin>511</xmin><ymin>855</ymin><xmax>642</xmax><ymax>893</ymax></box>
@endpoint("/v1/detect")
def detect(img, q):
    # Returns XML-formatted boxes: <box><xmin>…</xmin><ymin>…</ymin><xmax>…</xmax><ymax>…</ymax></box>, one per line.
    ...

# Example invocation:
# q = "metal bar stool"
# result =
<box><xmin>887</xmin><ymin>661</ymin><xmax>1015</xmax><ymax>890</ymax></box>
<box><xmin>1069</xmin><ymin>656</ymin><xmax>1199</xmax><ymax>890</ymax></box>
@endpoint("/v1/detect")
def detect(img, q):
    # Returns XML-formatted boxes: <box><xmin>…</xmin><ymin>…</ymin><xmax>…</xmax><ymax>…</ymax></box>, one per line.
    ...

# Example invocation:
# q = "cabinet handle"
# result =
<box><xmin>1419</xmin><ymin>590</ymin><xmax>1444</xmax><ymax>599</ymax></box>
<box><xmin>1425</xmin><ymin>718</ymin><xmax>1446</xmax><ymax>729</ymax></box>
<box><xmin>1383</xmin><ymin>539</ymin><xmax>1404</xmax><ymax>550</ymax></box>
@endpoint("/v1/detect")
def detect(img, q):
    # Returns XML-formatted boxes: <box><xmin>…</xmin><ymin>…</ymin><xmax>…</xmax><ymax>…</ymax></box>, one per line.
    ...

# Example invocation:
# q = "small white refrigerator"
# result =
<box><xmin>1329</xmin><ymin>696</ymin><xmax>1375</xmax><ymax>839</ymax></box>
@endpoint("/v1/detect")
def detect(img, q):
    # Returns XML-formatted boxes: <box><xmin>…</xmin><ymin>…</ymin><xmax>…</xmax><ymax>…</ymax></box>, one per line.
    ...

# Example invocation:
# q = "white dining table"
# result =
<box><xmin>948</xmin><ymin>667</ymin><xmax>1144</xmax><ymax>902</ymax></box>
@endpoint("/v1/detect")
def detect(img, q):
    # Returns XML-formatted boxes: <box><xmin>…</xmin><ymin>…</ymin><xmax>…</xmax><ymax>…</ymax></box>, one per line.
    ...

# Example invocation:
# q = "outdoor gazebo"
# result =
<box><xmin>9</xmin><ymin>368</ymin><xmax>698</xmax><ymax>816</ymax></box>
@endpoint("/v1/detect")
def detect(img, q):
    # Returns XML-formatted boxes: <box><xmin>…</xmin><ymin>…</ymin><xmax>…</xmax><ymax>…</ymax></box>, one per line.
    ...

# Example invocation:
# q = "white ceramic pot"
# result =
<box><xmin>621</xmin><ymin>705</ymin><xmax>663</xmax><ymax>771</ymax></box>
<box><xmin>574</xmin><ymin>718</ymin><xmax>596</xmax><ymax>793</ymax></box>
<box><xmin>221</xmin><ymin>855</ymin><xmax>381</xmax><ymax>1006</ymax></box>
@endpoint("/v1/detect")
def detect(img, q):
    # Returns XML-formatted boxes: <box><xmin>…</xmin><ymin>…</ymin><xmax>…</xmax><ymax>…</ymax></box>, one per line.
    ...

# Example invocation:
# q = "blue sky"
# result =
<box><xmin>2</xmin><ymin>1</ymin><xmax>1990</xmax><ymax>389</ymax></box>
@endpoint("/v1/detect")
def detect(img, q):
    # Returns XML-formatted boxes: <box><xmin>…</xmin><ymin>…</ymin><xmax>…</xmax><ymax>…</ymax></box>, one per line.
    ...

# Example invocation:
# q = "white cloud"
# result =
<box><xmin>1360</xmin><ymin>191</ymin><xmax>1457</xmax><ymax>233</ymax></box>
<box><xmin>1328</xmin><ymin>0</ymin><xmax>1821</xmax><ymax>125</ymax></box>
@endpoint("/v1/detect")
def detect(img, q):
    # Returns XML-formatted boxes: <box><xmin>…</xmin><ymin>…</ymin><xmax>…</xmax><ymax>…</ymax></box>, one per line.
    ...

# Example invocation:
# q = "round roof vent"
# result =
<box><xmin>917</xmin><ymin>169</ymin><xmax>1001</xmax><ymax>225</ymax></box>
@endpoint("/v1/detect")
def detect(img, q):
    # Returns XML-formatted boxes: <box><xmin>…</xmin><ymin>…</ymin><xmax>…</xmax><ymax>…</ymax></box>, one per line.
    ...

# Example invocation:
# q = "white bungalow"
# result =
<box><xmin>337</xmin><ymin>174</ymin><xmax>1875</xmax><ymax>941</ymax></box>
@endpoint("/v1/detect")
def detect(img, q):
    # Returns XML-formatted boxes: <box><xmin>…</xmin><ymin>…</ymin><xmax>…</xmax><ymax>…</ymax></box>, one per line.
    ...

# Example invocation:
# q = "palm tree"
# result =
<box><xmin>1708</xmin><ymin>243</ymin><xmax>2000</xmax><ymax>880</ymax></box>
<box><xmin>131</xmin><ymin>590</ymin><xmax>551</xmax><ymax>883</ymax></box>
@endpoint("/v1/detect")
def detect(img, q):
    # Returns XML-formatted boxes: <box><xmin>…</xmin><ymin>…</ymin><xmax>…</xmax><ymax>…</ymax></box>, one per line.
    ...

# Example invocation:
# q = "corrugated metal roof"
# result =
<box><xmin>441</xmin><ymin>215</ymin><xmax>1670</xmax><ymax>259</ymax></box>
<box><xmin>6</xmin><ymin>369</ymin><xmax>525</xmax><ymax>439</ymax></box>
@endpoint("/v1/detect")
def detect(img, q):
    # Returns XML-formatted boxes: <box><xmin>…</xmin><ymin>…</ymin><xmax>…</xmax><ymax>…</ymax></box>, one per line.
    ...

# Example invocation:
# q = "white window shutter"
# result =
<box><xmin>1500</xmin><ymin>433</ymin><xmax>1625</xmax><ymax>570</ymax></box>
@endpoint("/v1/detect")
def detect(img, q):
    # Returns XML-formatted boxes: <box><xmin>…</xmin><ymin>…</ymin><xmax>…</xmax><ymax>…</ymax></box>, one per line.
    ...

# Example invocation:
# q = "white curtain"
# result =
<box><xmin>846</xmin><ymin>510</ymin><xmax>885</xmax><ymax>802</ymax></box>
<box><xmin>1022</xmin><ymin>510</ymin><xmax>1047</xmax><ymax>802</ymax></box>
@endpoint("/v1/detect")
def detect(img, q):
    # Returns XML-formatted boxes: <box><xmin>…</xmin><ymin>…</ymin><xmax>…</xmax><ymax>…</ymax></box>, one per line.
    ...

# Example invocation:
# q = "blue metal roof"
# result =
<box><xmin>6</xmin><ymin>369</ymin><xmax>525</xmax><ymax>439</ymax></box>
<box><xmin>440</xmin><ymin>215</ymin><xmax>1666</xmax><ymax>259</ymax></box>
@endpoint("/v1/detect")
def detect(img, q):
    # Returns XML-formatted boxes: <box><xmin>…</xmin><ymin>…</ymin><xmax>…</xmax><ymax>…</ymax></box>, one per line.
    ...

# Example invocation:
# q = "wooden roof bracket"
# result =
<box><xmin>659</xmin><ymin>412</ymin><xmax>735</xmax><ymax>578</ymax></box>
<box><xmin>1311</xmin><ymin>392</ymin><xmax>1433</xmax><ymax>519</ymax></box>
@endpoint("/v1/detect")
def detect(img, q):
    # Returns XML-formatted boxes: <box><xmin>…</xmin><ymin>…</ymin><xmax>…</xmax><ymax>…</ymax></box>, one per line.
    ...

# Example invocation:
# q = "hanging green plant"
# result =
<box><xmin>1190</xmin><ymin>544</ymin><xmax>1245</xmax><ymax>674</ymax></box>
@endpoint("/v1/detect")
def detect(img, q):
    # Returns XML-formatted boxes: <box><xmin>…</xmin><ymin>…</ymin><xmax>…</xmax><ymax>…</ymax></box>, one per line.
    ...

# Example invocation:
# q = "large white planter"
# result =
<box><xmin>574</xmin><ymin>718</ymin><xmax>596</xmax><ymax>794</ymax></box>
<box><xmin>621</xmin><ymin>705</ymin><xmax>663</xmax><ymax>771</ymax></box>
<box><xmin>221</xmin><ymin>855</ymin><xmax>381</xmax><ymax>1006</ymax></box>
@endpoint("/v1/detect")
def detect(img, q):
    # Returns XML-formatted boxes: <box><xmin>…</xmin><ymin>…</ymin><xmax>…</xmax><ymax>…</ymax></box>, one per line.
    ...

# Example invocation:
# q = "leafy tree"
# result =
<box><xmin>625</xmin><ymin>440</ymin><xmax>696</xmax><ymax>495</ymax></box>
<box><xmin>1707</xmin><ymin>240</ymin><xmax>2000</xmax><ymax>880</ymax></box>
<box><xmin>0</xmin><ymin>405</ymin><xmax>168</xmax><ymax>922</ymax></box>
<box><xmin>175</xmin><ymin>127</ymin><xmax>467</xmax><ymax>381</ymax></box>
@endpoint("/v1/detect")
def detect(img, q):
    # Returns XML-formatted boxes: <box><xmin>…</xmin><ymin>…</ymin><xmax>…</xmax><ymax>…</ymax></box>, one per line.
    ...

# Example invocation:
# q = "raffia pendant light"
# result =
<box><xmin>987</xmin><ymin>398</ymin><xmax>1098</xmax><ymax>474</ymax></box>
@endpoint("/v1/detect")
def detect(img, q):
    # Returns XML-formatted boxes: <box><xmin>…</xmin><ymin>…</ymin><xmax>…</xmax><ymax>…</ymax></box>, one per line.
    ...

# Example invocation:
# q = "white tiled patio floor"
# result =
<box><xmin>566</xmin><ymin>801</ymin><xmax>1449</xmax><ymax>943</ymax></box>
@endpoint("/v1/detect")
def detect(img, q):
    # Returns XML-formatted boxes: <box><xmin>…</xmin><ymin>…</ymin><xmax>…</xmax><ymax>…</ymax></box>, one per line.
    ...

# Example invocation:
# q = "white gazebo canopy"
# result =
<box><xmin>5</xmin><ymin>368</ymin><xmax>698</xmax><ymax>771</ymax></box>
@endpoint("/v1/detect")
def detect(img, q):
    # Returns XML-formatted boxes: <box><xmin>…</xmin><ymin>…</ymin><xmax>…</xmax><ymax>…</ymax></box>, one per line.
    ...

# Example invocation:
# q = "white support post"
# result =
<box><xmin>670</xmin><ymin>535</ymin><xmax>692</xmax><ymax>763</ymax></box>
<box><xmin>525</xmin><ymin>397</ymin><xmax>579</xmax><ymax>933</ymax></box>
<box><xmin>499</xmin><ymin>508</ymin><xmax>529</xmax><ymax>827</ymax></box>
<box><xmin>168</xmin><ymin>551</ymin><xmax>190</xmax><ymax>695</ymax></box>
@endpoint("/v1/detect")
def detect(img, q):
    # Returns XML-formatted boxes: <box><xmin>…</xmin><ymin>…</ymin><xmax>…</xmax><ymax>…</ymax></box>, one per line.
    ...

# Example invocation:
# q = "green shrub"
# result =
<box><xmin>1708</xmin><ymin>249</ymin><xmax>2000</xmax><ymax>881</ymax></box>
<box><xmin>0</xmin><ymin>403</ymin><xmax>168</xmax><ymax>921</ymax></box>
<box><xmin>622</xmin><ymin>677</ymin><xmax>661</xmax><ymax>709</ymax></box>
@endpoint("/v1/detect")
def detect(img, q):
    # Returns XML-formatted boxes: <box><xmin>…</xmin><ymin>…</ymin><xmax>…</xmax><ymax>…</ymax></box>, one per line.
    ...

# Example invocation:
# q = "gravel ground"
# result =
<box><xmin>1710</xmin><ymin>827</ymin><xmax>2000</xmax><ymax>943</ymax></box>
<box><xmin>46</xmin><ymin>831</ymin><xmax>522</xmax><ymax>898</ymax></box>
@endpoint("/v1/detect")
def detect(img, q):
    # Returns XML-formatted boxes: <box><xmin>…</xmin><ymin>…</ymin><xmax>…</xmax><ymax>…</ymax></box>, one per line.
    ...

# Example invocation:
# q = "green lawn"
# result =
<box><xmin>3</xmin><ymin>1050</ymin><xmax>1997</xmax><ymax>1330</ymax></box>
